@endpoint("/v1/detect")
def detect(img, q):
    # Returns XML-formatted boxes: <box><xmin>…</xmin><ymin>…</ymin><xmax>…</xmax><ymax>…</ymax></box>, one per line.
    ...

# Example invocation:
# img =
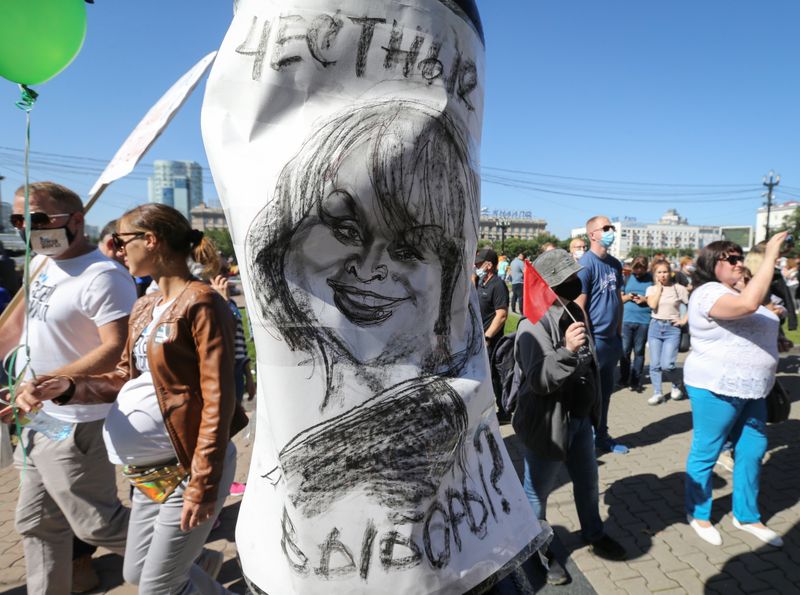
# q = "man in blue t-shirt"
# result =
<box><xmin>620</xmin><ymin>256</ymin><xmax>652</xmax><ymax>392</ymax></box>
<box><xmin>575</xmin><ymin>215</ymin><xmax>628</xmax><ymax>454</ymax></box>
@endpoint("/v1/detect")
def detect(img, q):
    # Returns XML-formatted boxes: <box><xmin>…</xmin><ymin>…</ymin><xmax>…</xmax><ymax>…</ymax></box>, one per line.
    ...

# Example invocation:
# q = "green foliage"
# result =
<box><xmin>627</xmin><ymin>246</ymin><xmax>694</xmax><ymax>259</ymax></box>
<box><xmin>204</xmin><ymin>228</ymin><xmax>235</xmax><ymax>260</ymax></box>
<box><xmin>480</xmin><ymin>233</ymin><xmax>566</xmax><ymax>259</ymax></box>
<box><xmin>778</xmin><ymin>207</ymin><xmax>800</xmax><ymax>257</ymax></box>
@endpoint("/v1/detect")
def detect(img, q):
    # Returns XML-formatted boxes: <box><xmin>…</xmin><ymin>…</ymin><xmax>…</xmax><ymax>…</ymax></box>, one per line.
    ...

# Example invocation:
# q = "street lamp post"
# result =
<box><xmin>495</xmin><ymin>218</ymin><xmax>509</xmax><ymax>255</ymax></box>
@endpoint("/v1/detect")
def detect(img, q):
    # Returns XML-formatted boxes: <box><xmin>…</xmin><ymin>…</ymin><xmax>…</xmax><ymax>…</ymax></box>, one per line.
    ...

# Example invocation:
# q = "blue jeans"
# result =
<box><xmin>648</xmin><ymin>319</ymin><xmax>682</xmax><ymax>396</ymax></box>
<box><xmin>620</xmin><ymin>322</ymin><xmax>648</xmax><ymax>385</ymax></box>
<box><xmin>594</xmin><ymin>335</ymin><xmax>622</xmax><ymax>441</ymax></box>
<box><xmin>685</xmin><ymin>386</ymin><xmax>767</xmax><ymax>523</ymax></box>
<box><xmin>522</xmin><ymin>416</ymin><xmax>604</xmax><ymax>542</ymax></box>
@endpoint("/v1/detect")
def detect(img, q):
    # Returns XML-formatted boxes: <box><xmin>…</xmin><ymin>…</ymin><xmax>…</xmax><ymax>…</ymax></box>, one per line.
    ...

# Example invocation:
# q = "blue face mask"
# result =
<box><xmin>475</xmin><ymin>267</ymin><xmax>487</xmax><ymax>280</ymax></box>
<box><xmin>600</xmin><ymin>230</ymin><xmax>615</xmax><ymax>248</ymax></box>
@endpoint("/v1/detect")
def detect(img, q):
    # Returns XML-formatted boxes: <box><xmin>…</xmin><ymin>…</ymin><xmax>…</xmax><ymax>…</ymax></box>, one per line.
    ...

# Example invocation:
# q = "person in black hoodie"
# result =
<box><xmin>514</xmin><ymin>249</ymin><xmax>625</xmax><ymax>585</ymax></box>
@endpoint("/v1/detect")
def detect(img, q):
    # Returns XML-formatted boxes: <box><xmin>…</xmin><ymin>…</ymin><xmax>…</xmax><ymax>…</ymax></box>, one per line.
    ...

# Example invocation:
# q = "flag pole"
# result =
<box><xmin>555</xmin><ymin>296</ymin><xmax>581</xmax><ymax>325</ymax></box>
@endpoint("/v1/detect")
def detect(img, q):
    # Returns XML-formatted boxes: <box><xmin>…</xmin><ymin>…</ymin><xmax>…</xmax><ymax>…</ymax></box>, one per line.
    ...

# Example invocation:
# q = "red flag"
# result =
<box><xmin>523</xmin><ymin>261</ymin><xmax>558</xmax><ymax>324</ymax></box>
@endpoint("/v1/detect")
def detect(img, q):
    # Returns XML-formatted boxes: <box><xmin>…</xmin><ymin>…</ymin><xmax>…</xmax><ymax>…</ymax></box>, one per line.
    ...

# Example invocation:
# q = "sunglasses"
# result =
<box><xmin>593</xmin><ymin>224</ymin><xmax>616</xmax><ymax>233</ymax></box>
<box><xmin>111</xmin><ymin>232</ymin><xmax>145</xmax><ymax>251</ymax></box>
<box><xmin>9</xmin><ymin>212</ymin><xmax>72</xmax><ymax>230</ymax></box>
<box><xmin>719</xmin><ymin>254</ymin><xmax>744</xmax><ymax>265</ymax></box>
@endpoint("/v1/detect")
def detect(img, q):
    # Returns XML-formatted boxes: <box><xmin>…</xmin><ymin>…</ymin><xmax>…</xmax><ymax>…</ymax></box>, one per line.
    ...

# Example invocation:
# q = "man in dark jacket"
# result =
<box><xmin>513</xmin><ymin>249</ymin><xmax>625</xmax><ymax>585</ymax></box>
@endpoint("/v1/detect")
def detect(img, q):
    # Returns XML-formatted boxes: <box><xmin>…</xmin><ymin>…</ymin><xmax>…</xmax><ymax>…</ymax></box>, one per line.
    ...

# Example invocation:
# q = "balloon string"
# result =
<box><xmin>6</xmin><ymin>84</ymin><xmax>39</xmax><ymax>477</ymax></box>
<box><xmin>15</xmin><ymin>85</ymin><xmax>38</xmax><ymax>112</ymax></box>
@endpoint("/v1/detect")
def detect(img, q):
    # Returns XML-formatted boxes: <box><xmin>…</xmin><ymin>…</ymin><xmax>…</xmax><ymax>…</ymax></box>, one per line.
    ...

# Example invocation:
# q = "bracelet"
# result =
<box><xmin>52</xmin><ymin>377</ymin><xmax>76</xmax><ymax>406</ymax></box>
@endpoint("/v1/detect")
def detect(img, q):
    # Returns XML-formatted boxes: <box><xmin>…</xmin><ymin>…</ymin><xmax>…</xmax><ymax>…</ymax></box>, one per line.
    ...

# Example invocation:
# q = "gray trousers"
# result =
<box><xmin>14</xmin><ymin>420</ymin><xmax>130</xmax><ymax>595</ymax></box>
<box><xmin>124</xmin><ymin>442</ymin><xmax>236</xmax><ymax>594</ymax></box>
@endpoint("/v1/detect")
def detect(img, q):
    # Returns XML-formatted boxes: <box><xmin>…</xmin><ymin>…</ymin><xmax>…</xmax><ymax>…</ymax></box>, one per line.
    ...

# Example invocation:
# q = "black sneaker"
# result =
<box><xmin>589</xmin><ymin>534</ymin><xmax>626</xmax><ymax>561</ymax></box>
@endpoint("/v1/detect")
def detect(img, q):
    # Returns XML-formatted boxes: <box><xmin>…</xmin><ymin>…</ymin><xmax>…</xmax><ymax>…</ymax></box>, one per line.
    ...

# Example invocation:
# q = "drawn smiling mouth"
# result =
<box><xmin>326</xmin><ymin>279</ymin><xmax>410</xmax><ymax>326</ymax></box>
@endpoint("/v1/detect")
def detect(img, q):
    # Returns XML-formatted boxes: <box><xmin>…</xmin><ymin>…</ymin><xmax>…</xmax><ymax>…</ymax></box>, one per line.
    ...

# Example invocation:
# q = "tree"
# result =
<box><xmin>204</xmin><ymin>228</ymin><xmax>235</xmax><ymax>260</ymax></box>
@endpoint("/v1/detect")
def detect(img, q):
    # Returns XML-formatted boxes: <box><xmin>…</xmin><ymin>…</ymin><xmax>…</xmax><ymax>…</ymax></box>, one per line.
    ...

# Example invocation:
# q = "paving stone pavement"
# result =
<box><xmin>1</xmin><ymin>354</ymin><xmax>799</xmax><ymax>594</ymax></box>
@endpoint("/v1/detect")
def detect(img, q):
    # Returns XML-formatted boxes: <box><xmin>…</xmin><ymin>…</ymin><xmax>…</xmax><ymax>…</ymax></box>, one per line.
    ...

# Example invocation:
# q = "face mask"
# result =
<box><xmin>572</xmin><ymin>249</ymin><xmax>585</xmax><ymax>260</ymax></box>
<box><xmin>554</xmin><ymin>276</ymin><xmax>582</xmax><ymax>301</ymax></box>
<box><xmin>475</xmin><ymin>267</ymin><xmax>486</xmax><ymax>280</ymax></box>
<box><xmin>28</xmin><ymin>226</ymin><xmax>74</xmax><ymax>256</ymax></box>
<box><xmin>599</xmin><ymin>231</ymin><xmax>615</xmax><ymax>248</ymax></box>
<box><xmin>686</xmin><ymin>265</ymin><xmax>696</xmax><ymax>273</ymax></box>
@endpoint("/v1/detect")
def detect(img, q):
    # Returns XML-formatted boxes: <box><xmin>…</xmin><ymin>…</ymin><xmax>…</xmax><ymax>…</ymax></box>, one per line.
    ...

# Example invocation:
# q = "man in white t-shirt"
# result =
<box><xmin>0</xmin><ymin>182</ymin><xmax>136</xmax><ymax>594</ymax></box>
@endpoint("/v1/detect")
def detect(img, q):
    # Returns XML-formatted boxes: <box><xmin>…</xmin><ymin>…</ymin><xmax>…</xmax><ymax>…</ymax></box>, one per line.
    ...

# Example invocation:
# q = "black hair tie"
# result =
<box><xmin>187</xmin><ymin>229</ymin><xmax>204</xmax><ymax>248</ymax></box>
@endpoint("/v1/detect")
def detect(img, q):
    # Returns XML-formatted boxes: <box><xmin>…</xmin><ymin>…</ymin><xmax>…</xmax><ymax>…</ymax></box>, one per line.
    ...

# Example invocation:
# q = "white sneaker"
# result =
<box><xmin>732</xmin><ymin>518</ymin><xmax>783</xmax><ymax>547</ymax></box>
<box><xmin>670</xmin><ymin>386</ymin><xmax>684</xmax><ymax>400</ymax></box>
<box><xmin>687</xmin><ymin>516</ymin><xmax>722</xmax><ymax>545</ymax></box>
<box><xmin>648</xmin><ymin>394</ymin><xmax>665</xmax><ymax>405</ymax></box>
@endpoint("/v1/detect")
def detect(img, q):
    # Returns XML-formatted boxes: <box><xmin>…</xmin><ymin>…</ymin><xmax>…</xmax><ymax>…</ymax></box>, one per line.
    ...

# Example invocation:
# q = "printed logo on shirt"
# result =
<box><xmin>28</xmin><ymin>275</ymin><xmax>56</xmax><ymax>322</ymax></box>
<box><xmin>599</xmin><ymin>271</ymin><xmax>618</xmax><ymax>294</ymax></box>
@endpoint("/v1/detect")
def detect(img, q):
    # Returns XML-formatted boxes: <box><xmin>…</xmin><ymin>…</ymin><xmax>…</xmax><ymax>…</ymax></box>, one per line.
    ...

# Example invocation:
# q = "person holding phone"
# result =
<box><xmin>619</xmin><ymin>256</ymin><xmax>652</xmax><ymax>391</ymax></box>
<box><xmin>683</xmin><ymin>232</ymin><xmax>787</xmax><ymax>547</ymax></box>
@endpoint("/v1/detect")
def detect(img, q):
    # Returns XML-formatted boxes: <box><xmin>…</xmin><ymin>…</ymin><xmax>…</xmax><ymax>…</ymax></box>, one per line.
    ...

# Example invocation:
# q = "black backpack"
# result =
<box><xmin>491</xmin><ymin>322</ymin><xmax>524</xmax><ymax>414</ymax></box>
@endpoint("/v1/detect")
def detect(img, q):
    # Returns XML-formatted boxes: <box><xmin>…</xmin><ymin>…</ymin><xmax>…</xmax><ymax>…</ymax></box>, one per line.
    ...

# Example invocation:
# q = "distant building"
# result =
<box><xmin>191</xmin><ymin>203</ymin><xmax>228</xmax><ymax>231</ymax></box>
<box><xmin>148</xmin><ymin>160</ymin><xmax>204</xmax><ymax>219</ymax></box>
<box><xmin>479</xmin><ymin>209</ymin><xmax>547</xmax><ymax>246</ymax></box>
<box><xmin>755</xmin><ymin>201</ymin><xmax>798</xmax><ymax>243</ymax></box>
<box><xmin>84</xmin><ymin>224</ymin><xmax>100</xmax><ymax>242</ymax></box>
<box><xmin>571</xmin><ymin>209</ymin><xmax>751</xmax><ymax>259</ymax></box>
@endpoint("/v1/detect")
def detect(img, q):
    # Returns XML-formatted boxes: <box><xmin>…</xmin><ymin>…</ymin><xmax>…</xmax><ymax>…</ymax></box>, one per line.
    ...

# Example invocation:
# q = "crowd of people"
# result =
<box><xmin>474</xmin><ymin>215</ymin><xmax>792</xmax><ymax>585</ymax></box>
<box><xmin>0</xmin><ymin>183</ymin><xmax>794</xmax><ymax>592</ymax></box>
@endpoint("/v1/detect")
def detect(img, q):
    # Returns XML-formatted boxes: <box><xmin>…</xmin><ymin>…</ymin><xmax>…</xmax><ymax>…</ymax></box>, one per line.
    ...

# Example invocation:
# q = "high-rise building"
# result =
<box><xmin>148</xmin><ymin>160</ymin><xmax>204</xmax><ymax>219</ymax></box>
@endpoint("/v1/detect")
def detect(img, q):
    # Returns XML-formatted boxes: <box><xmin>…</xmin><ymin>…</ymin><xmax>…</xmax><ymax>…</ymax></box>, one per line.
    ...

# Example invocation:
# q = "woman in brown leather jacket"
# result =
<box><xmin>12</xmin><ymin>204</ymin><xmax>247</xmax><ymax>594</ymax></box>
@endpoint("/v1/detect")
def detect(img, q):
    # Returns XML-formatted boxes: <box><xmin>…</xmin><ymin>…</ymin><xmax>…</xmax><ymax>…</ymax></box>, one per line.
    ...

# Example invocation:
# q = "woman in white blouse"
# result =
<box><xmin>683</xmin><ymin>232</ymin><xmax>787</xmax><ymax>548</ymax></box>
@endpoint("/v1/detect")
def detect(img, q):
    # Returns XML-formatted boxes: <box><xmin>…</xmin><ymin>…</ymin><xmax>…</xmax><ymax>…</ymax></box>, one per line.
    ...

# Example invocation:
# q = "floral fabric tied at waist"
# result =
<box><xmin>122</xmin><ymin>460</ymin><xmax>188</xmax><ymax>503</ymax></box>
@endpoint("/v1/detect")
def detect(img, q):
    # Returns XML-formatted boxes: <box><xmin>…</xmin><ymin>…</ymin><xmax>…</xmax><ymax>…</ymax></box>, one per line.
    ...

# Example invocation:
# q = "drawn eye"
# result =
<box><xmin>390</xmin><ymin>243</ymin><xmax>424</xmax><ymax>262</ymax></box>
<box><xmin>331</xmin><ymin>223</ymin><xmax>363</xmax><ymax>245</ymax></box>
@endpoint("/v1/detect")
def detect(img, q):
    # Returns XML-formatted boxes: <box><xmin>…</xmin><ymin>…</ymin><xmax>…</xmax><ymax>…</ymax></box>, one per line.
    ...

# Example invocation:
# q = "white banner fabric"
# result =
<box><xmin>202</xmin><ymin>2</ymin><xmax>547</xmax><ymax>593</ymax></box>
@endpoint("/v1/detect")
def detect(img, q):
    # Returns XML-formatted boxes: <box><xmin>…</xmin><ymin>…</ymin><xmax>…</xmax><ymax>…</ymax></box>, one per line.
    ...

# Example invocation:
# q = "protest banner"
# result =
<box><xmin>202</xmin><ymin>2</ymin><xmax>548</xmax><ymax>592</ymax></box>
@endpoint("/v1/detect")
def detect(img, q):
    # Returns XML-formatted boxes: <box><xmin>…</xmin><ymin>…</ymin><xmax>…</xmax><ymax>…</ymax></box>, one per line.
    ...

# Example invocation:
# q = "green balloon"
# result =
<box><xmin>0</xmin><ymin>0</ymin><xmax>87</xmax><ymax>86</ymax></box>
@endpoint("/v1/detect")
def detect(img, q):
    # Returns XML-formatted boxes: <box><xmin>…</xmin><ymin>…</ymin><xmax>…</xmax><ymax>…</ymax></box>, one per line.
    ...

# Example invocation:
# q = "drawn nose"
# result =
<box><xmin>345</xmin><ymin>256</ymin><xmax>388</xmax><ymax>283</ymax></box>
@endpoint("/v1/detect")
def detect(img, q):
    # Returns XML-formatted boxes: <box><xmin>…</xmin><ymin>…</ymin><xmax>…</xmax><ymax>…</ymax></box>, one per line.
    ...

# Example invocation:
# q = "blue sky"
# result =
<box><xmin>1</xmin><ymin>1</ymin><xmax>799</xmax><ymax>237</ymax></box>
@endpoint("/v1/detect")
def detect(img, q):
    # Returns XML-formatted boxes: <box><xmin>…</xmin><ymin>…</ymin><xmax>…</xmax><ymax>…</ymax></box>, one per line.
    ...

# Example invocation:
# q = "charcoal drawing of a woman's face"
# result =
<box><xmin>283</xmin><ymin>148</ymin><xmax>444</xmax><ymax>364</ymax></box>
<box><xmin>248</xmin><ymin>101</ymin><xmax>479</xmax><ymax>405</ymax></box>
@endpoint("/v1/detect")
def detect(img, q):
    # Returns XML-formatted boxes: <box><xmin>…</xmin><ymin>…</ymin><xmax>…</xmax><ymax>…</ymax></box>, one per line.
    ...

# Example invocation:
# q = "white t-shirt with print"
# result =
<box><xmin>103</xmin><ymin>299</ymin><xmax>176</xmax><ymax>466</ymax></box>
<box><xmin>684</xmin><ymin>282</ymin><xmax>779</xmax><ymax>400</ymax></box>
<box><xmin>14</xmin><ymin>251</ymin><xmax>137</xmax><ymax>423</ymax></box>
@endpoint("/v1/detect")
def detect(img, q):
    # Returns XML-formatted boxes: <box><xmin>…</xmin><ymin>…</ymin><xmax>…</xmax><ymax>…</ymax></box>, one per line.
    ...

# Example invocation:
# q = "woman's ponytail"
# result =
<box><xmin>191</xmin><ymin>233</ymin><xmax>222</xmax><ymax>280</ymax></box>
